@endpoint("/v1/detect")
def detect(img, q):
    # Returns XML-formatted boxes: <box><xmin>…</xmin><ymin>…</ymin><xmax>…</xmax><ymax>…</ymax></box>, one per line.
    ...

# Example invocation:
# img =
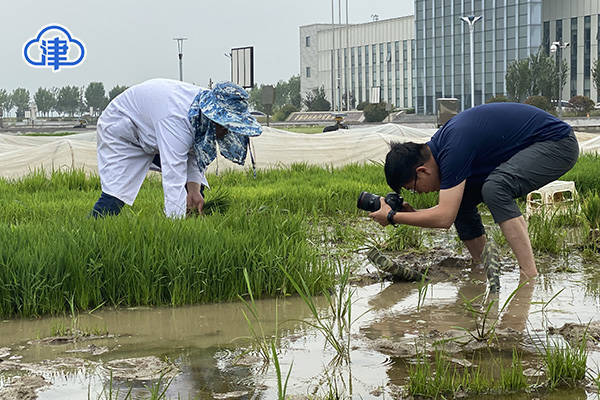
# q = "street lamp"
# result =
<box><xmin>173</xmin><ymin>37</ymin><xmax>188</xmax><ymax>81</ymax></box>
<box><xmin>460</xmin><ymin>15</ymin><xmax>482</xmax><ymax>108</ymax></box>
<box><xmin>550</xmin><ymin>41</ymin><xmax>570</xmax><ymax>117</ymax></box>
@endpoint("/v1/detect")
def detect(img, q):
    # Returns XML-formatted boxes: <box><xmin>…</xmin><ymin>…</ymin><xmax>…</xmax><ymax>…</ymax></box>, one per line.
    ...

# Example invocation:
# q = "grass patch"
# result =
<box><xmin>279</xmin><ymin>126</ymin><xmax>325</xmax><ymax>134</ymax></box>
<box><xmin>408</xmin><ymin>348</ymin><xmax>528</xmax><ymax>398</ymax></box>
<box><xmin>22</xmin><ymin>131</ymin><xmax>82</xmax><ymax>136</ymax></box>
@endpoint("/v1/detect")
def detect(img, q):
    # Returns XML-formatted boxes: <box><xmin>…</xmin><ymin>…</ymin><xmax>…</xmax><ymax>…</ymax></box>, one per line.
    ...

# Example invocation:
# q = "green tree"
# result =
<box><xmin>249</xmin><ymin>84</ymin><xmax>267</xmax><ymax>113</ymax></box>
<box><xmin>592</xmin><ymin>59</ymin><xmax>600</xmax><ymax>102</ymax></box>
<box><xmin>34</xmin><ymin>88</ymin><xmax>56</xmax><ymax>117</ymax></box>
<box><xmin>506</xmin><ymin>59</ymin><xmax>531</xmax><ymax>102</ymax></box>
<box><xmin>85</xmin><ymin>82</ymin><xmax>108</xmax><ymax>115</ymax></box>
<box><xmin>56</xmin><ymin>86</ymin><xmax>81</xmax><ymax>117</ymax></box>
<box><xmin>275</xmin><ymin>75</ymin><xmax>301</xmax><ymax>109</ymax></box>
<box><xmin>302</xmin><ymin>86</ymin><xmax>331</xmax><ymax>111</ymax></box>
<box><xmin>108</xmin><ymin>85</ymin><xmax>128</xmax><ymax>103</ymax></box>
<box><xmin>0</xmin><ymin>89</ymin><xmax>11</xmax><ymax>116</ymax></box>
<box><xmin>569</xmin><ymin>95</ymin><xmax>595</xmax><ymax>116</ymax></box>
<box><xmin>363</xmin><ymin>102</ymin><xmax>389</xmax><ymax>122</ymax></box>
<box><xmin>11</xmin><ymin>88</ymin><xmax>30</xmax><ymax>121</ymax></box>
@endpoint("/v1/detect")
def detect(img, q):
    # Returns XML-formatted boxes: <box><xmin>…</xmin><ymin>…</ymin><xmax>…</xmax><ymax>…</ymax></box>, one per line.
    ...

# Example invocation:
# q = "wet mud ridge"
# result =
<box><xmin>362</xmin><ymin>246</ymin><xmax>473</xmax><ymax>284</ymax></box>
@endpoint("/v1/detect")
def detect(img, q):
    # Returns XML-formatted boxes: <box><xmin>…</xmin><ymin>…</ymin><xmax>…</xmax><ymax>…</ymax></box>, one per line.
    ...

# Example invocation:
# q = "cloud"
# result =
<box><xmin>23</xmin><ymin>24</ymin><xmax>85</xmax><ymax>70</ymax></box>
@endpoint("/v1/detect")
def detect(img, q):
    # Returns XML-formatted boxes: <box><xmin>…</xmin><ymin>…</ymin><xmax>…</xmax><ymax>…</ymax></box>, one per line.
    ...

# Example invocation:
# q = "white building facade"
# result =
<box><xmin>300</xmin><ymin>16</ymin><xmax>415</xmax><ymax>111</ymax></box>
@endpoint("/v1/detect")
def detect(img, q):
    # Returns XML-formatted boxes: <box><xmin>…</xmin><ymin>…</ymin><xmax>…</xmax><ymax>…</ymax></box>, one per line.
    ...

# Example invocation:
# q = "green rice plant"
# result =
<box><xmin>497</xmin><ymin>349</ymin><xmax>528</xmax><ymax>392</ymax></box>
<box><xmin>542</xmin><ymin>338</ymin><xmax>588</xmax><ymax>389</ymax></box>
<box><xmin>238</xmin><ymin>269</ymin><xmax>274</xmax><ymax>364</ymax></box>
<box><xmin>581</xmin><ymin>191</ymin><xmax>600</xmax><ymax>230</ymax></box>
<box><xmin>0</xmin><ymin>205</ymin><xmax>334</xmax><ymax>318</ymax></box>
<box><xmin>416</xmin><ymin>268</ymin><xmax>429</xmax><ymax>312</ymax></box>
<box><xmin>457</xmin><ymin>281</ymin><xmax>529</xmax><ymax>343</ymax></box>
<box><xmin>382</xmin><ymin>224</ymin><xmax>425</xmax><ymax>252</ymax></box>
<box><xmin>527</xmin><ymin>211</ymin><xmax>567</xmax><ymax>254</ymax></box>
<box><xmin>93</xmin><ymin>371</ymin><xmax>175</xmax><ymax>400</ymax></box>
<box><xmin>271</xmin><ymin>340</ymin><xmax>293</xmax><ymax>400</ymax></box>
<box><xmin>562</xmin><ymin>153</ymin><xmax>600</xmax><ymax>194</ymax></box>
<box><xmin>282</xmin><ymin>260</ymin><xmax>363</xmax><ymax>363</ymax></box>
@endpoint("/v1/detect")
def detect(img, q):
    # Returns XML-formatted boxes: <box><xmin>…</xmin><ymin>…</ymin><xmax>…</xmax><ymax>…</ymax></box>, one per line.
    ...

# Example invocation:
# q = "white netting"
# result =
<box><xmin>0</xmin><ymin>126</ymin><xmax>596</xmax><ymax>179</ymax></box>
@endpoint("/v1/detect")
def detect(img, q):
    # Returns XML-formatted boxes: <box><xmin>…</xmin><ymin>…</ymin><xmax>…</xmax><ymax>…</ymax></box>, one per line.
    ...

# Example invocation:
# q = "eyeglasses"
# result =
<box><xmin>406</xmin><ymin>170</ymin><xmax>418</xmax><ymax>194</ymax></box>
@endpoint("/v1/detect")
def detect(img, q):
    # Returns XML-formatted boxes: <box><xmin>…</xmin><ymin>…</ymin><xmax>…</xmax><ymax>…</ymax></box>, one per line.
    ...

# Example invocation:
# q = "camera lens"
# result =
<box><xmin>357</xmin><ymin>191</ymin><xmax>381</xmax><ymax>212</ymax></box>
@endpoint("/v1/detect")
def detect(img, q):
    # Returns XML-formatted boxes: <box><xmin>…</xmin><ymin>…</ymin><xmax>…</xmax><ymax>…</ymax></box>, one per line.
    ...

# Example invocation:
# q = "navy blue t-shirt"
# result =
<box><xmin>427</xmin><ymin>103</ymin><xmax>572</xmax><ymax>189</ymax></box>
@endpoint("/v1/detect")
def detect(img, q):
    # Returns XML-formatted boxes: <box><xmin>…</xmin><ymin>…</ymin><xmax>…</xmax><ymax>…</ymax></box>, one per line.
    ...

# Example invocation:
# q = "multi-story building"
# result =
<box><xmin>300</xmin><ymin>1</ymin><xmax>600</xmax><ymax>115</ymax></box>
<box><xmin>300</xmin><ymin>16</ymin><xmax>415</xmax><ymax>111</ymax></box>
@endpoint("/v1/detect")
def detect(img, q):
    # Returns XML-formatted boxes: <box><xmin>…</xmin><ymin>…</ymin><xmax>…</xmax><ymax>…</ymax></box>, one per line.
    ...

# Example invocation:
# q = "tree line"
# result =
<box><xmin>494</xmin><ymin>52</ymin><xmax>600</xmax><ymax>114</ymax></box>
<box><xmin>0</xmin><ymin>83</ymin><xmax>129</xmax><ymax>119</ymax></box>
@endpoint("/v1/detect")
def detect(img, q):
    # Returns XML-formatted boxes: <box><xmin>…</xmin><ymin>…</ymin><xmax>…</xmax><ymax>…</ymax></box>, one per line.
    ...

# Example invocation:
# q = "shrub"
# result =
<box><xmin>363</xmin><ymin>102</ymin><xmax>389</xmax><ymax>122</ymax></box>
<box><xmin>356</xmin><ymin>101</ymin><xmax>369</xmax><ymax>110</ymax></box>
<box><xmin>524</xmin><ymin>95</ymin><xmax>552</xmax><ymax>113</ymax></box>
<box><xmin>569</xmin><ymin>96</ymin><xmax>595</xmax><ymax>116</ymax></box>
<box><xmin>486</xmin><ymin>95</ymin><xmax>510</xmax><ymax>103</ymax></box>
<box><xmin>272</xmin><ymin>104</ymin><xmax>298</xmax><ymax>122</ymax></box>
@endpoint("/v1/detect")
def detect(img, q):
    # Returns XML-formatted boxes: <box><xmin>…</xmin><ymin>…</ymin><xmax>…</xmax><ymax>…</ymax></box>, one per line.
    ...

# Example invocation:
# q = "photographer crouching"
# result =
<box><xmin>363</xmin><ymin>103</ymin><xmax>579</xmax><ymax>292</ymax></box>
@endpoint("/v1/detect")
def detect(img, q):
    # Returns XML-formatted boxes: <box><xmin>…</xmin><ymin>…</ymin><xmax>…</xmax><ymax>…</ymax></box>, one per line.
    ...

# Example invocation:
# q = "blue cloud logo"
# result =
<box><xmin>23</xmin><ymin>25</ymin><xmax>85</xmax><ymax>71</ymax></box>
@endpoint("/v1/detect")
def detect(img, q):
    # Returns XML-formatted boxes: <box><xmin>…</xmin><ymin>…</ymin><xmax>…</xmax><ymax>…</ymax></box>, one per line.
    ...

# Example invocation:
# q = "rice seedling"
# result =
<box><xmin>416</xmin><ymin>267</ymin><xmax>429</xmax><ymax>312</ymax></box>
<box><xmin>562</xmin><ymin>153</ymin><xmax>600</xmax><ymax>194</ymax></box>
<box><xmin>457</xmin><ymin>281</ymin><xmax>529</xmax><ymax>343</ymax></box>
<box><xmin>541</xmin><ymin>338</ymin><xmax>588</xmax><ymax>389</ymax></box>
<box><xmin>582</xmin><ymin>191</ymin><xmax>600</xmax><ymax>229</ymax></box>
<box><xmin>408</xmin><ymin>347</ymin><xmax>532</xmax><ymax>398</ymax></box>
<box><xmin>93</xmin><ymin>371</ymin><xmax>175</xmax><ymax>400</ymax></box>
<box><xmin>528</xmin><ymin>210</ymin><xmax>568</xmax><ymax>254</ymax></box>
<box><xmin>282</xmin><ymin>259</ymin><xmax>364</xmax><ymax>364</ymax></box>
<box><xmin>497</xmin><ymin>349</ymin><xmax>528</xmax><ymax>392</ymax></box>
<box><xmin>382</xmin><ymin>224</ymin><xmax>425</xmax><ymax>252</ymax></box>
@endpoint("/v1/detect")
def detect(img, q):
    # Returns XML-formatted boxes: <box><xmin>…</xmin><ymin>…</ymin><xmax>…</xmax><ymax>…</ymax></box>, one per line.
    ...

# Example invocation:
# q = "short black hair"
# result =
<box><xmin>384</xmin><ymin>142</ymin><xmax>431</xmax><ymax>193</ymax></box>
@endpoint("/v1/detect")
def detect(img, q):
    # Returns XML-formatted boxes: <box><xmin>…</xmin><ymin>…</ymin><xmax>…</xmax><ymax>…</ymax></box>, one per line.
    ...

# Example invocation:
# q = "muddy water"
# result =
<box><xmin>1</xmin><ymin>247</ymin><xmax>600</xmax><ymax>399</ymax></box>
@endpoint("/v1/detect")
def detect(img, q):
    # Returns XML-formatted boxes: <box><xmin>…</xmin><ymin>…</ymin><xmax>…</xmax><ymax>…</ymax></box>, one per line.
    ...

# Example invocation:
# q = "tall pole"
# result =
<box><xmin>173</xmin><ymin>37</ymin><xmax>187</xmax><ymax>81</ymax></box>
<box><xmin>345</xmin><ymin>0</ymin><xmax>349</xmax><ymax>111</ymax></box>
<box><xmin>338</xmin><ymin>0</ymin><xmax>342</xmax><ymax>111</ymax></box>
<box><xmin>331</xmin><ymin>0</ymin><xmax>336</xmax><ymax>111</ymax></box>
<box><xmin>460</xmin><ymin>16</ymin><xmax>481</xmax><ymax>108</ymax></box>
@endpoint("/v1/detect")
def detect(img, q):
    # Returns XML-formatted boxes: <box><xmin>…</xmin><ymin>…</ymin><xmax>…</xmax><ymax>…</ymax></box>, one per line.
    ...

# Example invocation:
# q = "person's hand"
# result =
<box><xmin>369</xmin><ymin>198</ymin><xmax>392</xmax><ymax>226</ymax></box>
<box><xmin>401</xmin><ymin>201</ymin><xmax>416</xmax><ymax>212</ymax></box>
<box><xmin>186</xmin><ymin>182</ymin><xmax>204</xmax><ymax>215</ymax></box>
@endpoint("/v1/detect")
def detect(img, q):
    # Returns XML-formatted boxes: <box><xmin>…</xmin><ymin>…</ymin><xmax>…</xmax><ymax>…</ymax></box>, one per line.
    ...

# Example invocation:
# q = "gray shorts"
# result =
<box><xmin>454</xmin><ymin>130</ymin><xmax>580</xmax><ymax>241</ymax></box>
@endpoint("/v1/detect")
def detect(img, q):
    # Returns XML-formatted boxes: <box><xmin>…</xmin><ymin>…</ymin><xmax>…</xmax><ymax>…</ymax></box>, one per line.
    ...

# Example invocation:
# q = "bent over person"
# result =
<box><xmin>91</xmin><ymin>79</ymin><xmax>262</xmax><ymax>218</ymax></box>
<box><xmin>369</xmin><ymin>103</ymin><xmax>579</xmax><ymax>282</ymax></box>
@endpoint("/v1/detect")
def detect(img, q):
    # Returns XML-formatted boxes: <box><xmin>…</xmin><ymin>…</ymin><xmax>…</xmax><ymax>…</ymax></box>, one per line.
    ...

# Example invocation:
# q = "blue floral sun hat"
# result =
<box><xmin>188</xmin><ymin>82</ymin><xmax>262</xmax><ymax>172</ymax></box>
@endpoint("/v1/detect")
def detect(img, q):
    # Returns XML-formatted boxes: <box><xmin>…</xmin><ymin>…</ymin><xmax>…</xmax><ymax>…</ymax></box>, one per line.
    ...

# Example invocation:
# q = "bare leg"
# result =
<box><xmin>499</xmin><ymin>216</ymin><xmax>538</xmax><ymax>278</ymax></box>
<box><xmin>463</xmin><ymin>234</ymin><xmax>486</xmax><ymax>263</ymax></box>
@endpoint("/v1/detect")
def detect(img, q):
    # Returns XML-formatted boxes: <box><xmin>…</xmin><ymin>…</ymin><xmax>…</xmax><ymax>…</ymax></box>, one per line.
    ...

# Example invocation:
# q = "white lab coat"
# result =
<box><xmin>96</xmin><ymin>79</ymin><xmax>209</xmax><ymax>218</ymax></box>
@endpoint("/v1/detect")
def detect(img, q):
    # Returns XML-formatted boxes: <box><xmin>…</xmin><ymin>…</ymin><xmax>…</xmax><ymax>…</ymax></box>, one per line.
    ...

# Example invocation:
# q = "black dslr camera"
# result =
<box><xmin>357</xmin><ymin>191</ymin><xmax>404</xmax><ymax>212</ymax></box>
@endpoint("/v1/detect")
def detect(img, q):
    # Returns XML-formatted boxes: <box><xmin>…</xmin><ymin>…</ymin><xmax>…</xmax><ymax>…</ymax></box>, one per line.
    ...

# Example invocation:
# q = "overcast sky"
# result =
<box><xmin>1</xmin><ymin>0</ymin><xmax>413</xmax><ymax>96</ymax></box>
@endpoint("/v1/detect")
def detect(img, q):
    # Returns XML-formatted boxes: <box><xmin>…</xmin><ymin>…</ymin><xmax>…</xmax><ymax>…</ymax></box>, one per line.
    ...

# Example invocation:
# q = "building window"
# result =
<box><xmin>305</xmin><ymin>36</ymin><xmax>310</xmax><ymax>47</ymax></box>
<box><xmin>306</xmin><ymin>66</ymin><xmax>311</xmax><ymax>78</ymax></box>
<box><xmin>584</xmin><ymin>15</ymin><xmax>591</xmax><ymax>98</ymax></box>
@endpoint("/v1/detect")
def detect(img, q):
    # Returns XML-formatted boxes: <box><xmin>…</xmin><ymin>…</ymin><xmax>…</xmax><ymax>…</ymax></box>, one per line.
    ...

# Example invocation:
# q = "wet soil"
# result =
<box><xmin>0</xmin><ymin>230</ymin><xmax>599</xmax><ymax>399</ymax></box>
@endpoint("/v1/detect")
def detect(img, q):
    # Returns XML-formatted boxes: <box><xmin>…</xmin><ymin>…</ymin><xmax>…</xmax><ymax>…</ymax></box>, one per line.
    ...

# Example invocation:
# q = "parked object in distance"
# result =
<box><xmin>73</xmin><ymin>118</ymin><xmax>87</xmax><ymax>128</ymax></box>
<box><xmin>323</xmin><ymin>113</ymin><xmax>349</xmax><ymax>132</ymax></box>
<box><xmin>436</xmin><ymin>98</ymin><xmax>459</xmax><ymax>127</ymax></box>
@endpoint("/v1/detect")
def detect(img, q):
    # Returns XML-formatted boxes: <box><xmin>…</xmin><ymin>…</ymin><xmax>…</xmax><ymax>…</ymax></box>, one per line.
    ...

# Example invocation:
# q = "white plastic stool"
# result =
<box><xmin>526</xmin><ymin>180</ymin><xmax>577</xmax><ymax>217</ymax></box>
